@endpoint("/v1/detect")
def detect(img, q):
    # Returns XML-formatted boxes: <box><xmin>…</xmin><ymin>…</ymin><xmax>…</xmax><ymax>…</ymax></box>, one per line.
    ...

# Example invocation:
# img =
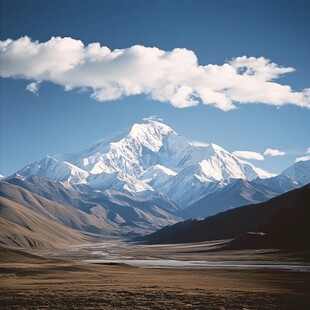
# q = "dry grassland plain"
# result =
<box><xmin>1</xmin><ymin>242</ymin><xmax>310</xmax><ymax>309</ymax></box>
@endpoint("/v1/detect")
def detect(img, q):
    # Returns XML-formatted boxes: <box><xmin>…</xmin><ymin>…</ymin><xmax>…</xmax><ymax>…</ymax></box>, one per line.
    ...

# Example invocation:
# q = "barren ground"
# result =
<box><xmin>1</xmin><ymin>242</ymin><xmax>310</xmax><ymax>309</ymax></box>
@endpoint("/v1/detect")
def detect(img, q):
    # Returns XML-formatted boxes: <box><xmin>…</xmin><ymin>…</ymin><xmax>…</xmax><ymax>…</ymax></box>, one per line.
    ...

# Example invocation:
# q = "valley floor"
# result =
<box><xmin>1</xmin><ymin>242</ymin><xmax>310</xmax><ymax>309</ymax></box>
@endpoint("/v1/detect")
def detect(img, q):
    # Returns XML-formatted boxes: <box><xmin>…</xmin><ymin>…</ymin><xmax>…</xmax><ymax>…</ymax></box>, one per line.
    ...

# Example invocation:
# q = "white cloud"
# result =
<box><xmin>295</xmin><ymin>147</ymin><xmax>310</xmax><ymax>162</ymax></box>
<box><xmin>189</xmin><ymin>140</ymin><xmax>210</xmax><ymax>147</ymax></box>
<box><xmin>264</xmin><ymin>148</ymin><xmax>286</xmax><ymax>156</ymax></box>
<box><xmin>26</xmin><ymin>81</ymin><xmax>40</xmax><ymax>94</ymax></box>
<box><xmin>295</xmin><ymin>155</ymin><xmax>310</xmax><ymax>162</ymax></box>
<box><xmin>1</xmin><ymin>36</ymin><xmax>310</xmax><ymax>111</ymax></box>
<box><xmin>143</xmin><ymin>115</ymin><xmax>164</xmax><ymax>122</ymax></box>
<box><xmin>232</xmin><ymin>150</ymin><xmax>264</xmax><ymax>161</ymax></box>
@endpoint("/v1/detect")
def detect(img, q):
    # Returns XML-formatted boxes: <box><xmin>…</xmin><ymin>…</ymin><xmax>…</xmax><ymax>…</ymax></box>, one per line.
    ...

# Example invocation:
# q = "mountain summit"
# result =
<box><xmin>12</xmin><ymin>118</ymin><xmax>273</xmax><ymax>205</ymax></box>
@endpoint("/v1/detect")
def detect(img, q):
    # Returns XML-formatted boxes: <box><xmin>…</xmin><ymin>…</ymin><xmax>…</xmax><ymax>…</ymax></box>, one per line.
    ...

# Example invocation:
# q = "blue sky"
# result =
<box><xmin>0</xmin><ymin>0</ymin><xmax>309</xmax><ymax>176</ymax></box>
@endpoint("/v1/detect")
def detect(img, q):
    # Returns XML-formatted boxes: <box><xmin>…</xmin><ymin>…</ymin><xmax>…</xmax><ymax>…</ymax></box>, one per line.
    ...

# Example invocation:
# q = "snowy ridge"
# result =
<box><xmin>12</xmin><ymin>118</ymin><xmax>274</xmax><ymax>205</ymax></box>
<box><xmin>281</xmin><ymin>160</ymin><xmax>310</xmax><ymax>185</ymax></box>
<box><xmin>253</xmin><ymin>159</ymin><xmax>310</xmax><ymax>194</ymax></box>
<box><xmin>15</xmin><ymin>156</ymin><xmax>89</xmax><ymax>184</ymax></box>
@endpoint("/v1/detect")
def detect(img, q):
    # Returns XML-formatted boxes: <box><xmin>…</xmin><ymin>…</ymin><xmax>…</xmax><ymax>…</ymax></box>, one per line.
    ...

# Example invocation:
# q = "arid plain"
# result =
<box><xmin>1</xmin><ymin>240</ymin><xmax>310</xmax><ymax>309</ymax></box>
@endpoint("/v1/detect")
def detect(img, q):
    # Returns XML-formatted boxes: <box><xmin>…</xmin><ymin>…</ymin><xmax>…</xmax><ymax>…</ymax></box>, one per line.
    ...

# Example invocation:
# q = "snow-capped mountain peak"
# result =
<box><xmin>11</xmin><ymin>118</ymin><xmax>274</xmax><ymax>205</ymax></box>
<box><xmin>114</xmin><ymin>120</ymin><xmax>176</xmax><ymax>154</ymax></box>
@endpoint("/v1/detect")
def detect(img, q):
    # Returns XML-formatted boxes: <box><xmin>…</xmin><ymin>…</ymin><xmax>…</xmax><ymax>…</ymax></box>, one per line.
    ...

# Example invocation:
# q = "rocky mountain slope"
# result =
<box><xmin>0</xmin><ymin>180</ymin><xmax>181</xmax><ymax>248</ymax></box>
<box><xmin>179</xmin><ymin>179</ymin><xmax>279</xmax><ymax>219</ymax></box>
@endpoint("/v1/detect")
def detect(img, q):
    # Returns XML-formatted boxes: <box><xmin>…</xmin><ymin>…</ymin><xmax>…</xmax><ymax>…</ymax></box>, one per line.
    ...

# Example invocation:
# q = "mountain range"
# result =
<box><xmin>0</xmin><ymin>176</ymin><xmax>181</xmax><ymax>248</ymax></box>
<box><xmin>179</xmin><ymin>179</ymin><xmax>279</xmax><ymax>219</ymax></box>
<box><xmin>9</xmin><ymin>118</ymin><xmax>287</xmax><ymax>204</ymax></box>
<box><xmin>1</xmin><ymin>118</ymin><xmax>309</xmax><ymax>248</ymax></box>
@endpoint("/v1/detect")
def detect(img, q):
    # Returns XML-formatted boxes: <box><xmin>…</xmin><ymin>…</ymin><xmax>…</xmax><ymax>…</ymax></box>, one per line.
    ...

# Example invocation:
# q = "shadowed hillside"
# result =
<box><xmin>142</xmin><ymin>184</ymin><xmax>310</xmax><ymax>251</ymax></box>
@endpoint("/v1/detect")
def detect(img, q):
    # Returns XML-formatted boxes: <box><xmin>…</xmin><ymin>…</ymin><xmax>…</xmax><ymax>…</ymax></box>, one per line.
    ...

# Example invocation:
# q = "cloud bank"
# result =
<box><xmin>1</xmin><ymin>36</ymin><xmax>310</xmax><ymax>111</ymax></box>
<box><xmin>264</xmin><ymin>148</ymin><xmax>286</xmax><ymax>156</ymax></box>
<box><xmin>232</xmin><ymin>150</ymin><xmax>264</xmax><ymax>161</ymax></box>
